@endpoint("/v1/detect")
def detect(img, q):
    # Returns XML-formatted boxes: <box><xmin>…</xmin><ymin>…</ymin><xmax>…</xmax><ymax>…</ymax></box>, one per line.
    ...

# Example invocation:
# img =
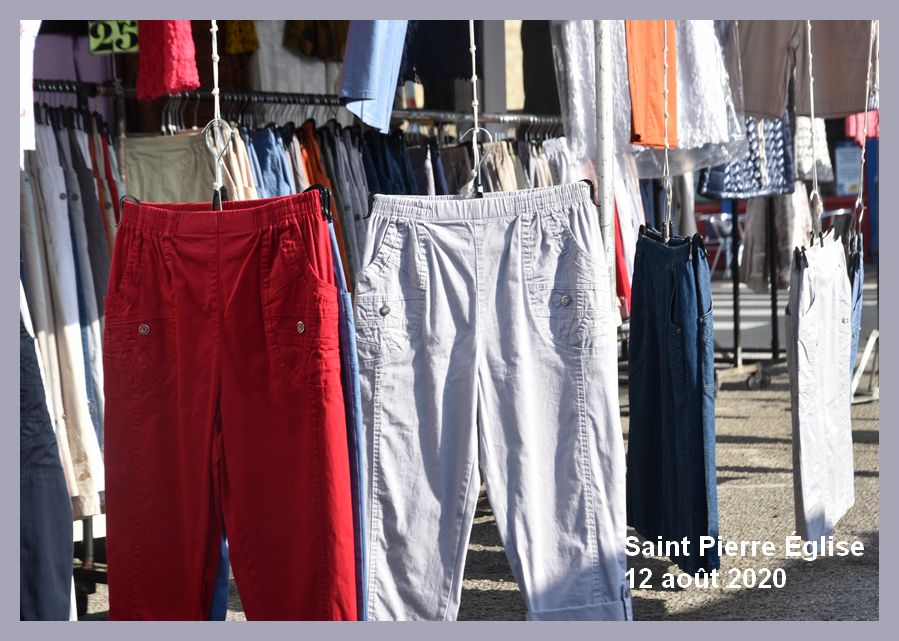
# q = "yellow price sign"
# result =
<box><xmin>89</xmin><ymin>21</ymin><xmax>139</xmax><ymax>54</ymax></box>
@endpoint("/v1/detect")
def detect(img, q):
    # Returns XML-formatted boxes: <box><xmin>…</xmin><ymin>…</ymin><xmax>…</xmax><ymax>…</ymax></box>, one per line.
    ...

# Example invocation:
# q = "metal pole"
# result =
<box><xmin>767</xmin><ymin>197</ymin><xmax>780</xmax><ymax>360</ymax></box>
<box><xmin>82</xmin><ymin>518</ymin><xmax>94</xmax><ymax>570</ymax></box>
<box><xmin>726</xmin><ymin>199</ymin><xmax>742</xmax><ymax>368</ymax></box>
<box><xmin>595</xmin><ymin>20</ymin><xmax>617</xmax><ymax>314</ymax></box>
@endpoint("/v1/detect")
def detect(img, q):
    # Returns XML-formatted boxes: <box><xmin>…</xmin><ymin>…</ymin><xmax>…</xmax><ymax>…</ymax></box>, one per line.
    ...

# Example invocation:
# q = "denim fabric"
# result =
<box><xmin>428</xmin><ymin>139</ymin><xmax>450</xmax><ymax>196</ymax></box>
<box><xmin>250</xmin><ymin>128</ymin><xmax>293</xmax><ymax>198</ymax></box>
<box><xmin>365</xmin><ymin>133</ymin><xmax>406</xmax><ymax>195</ymax></box>
<box><xmin>627</xmin><ymin>226</ymin><xmax>720</xmax><ymax>573</ymax></box>
<box><xmin>360</xmin><ymin>135</ymin><xmax>382</xmax><ymax>195</ymax></box>
<box><xmin>20</xmin><ymin>314</ymin><xmax>73</xmax><ymax>620</ymax></box>
<box><xmin>243</xmin><ymin>130</ymin><xmax>265</xmax><ymax>192</ymax></box>
<box><xmin>390</xmin><ymin>133</ymin><xmax>420</xmax><ymax>195</ymax></box>
<box><xmin>848</xmin><ymin>234</ymin><xmax>864</xmax><ymax>380</ymax></box>
<box><xmin>208</xmin><ymin>530</ymin><xmax>230</xmax><ymax>620</ymax></box>
<box><xmin>329</xmin><ymin>220</ymin><xmax>368</xmax><ymax>618</ymax></box>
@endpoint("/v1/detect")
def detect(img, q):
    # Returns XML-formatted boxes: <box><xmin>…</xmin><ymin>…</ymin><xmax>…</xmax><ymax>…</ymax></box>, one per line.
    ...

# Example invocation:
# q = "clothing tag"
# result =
<box><xmin>89</xmin><ymin>21</ymin><xmax>139</xmax><ymax>54</ymax></box>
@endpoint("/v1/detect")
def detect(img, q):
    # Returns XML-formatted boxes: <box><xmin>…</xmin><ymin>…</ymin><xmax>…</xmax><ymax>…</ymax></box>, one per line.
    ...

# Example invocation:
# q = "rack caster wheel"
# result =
<box><xmin>746</xmin><ymin>371</ymin><xmax>771</xmax><ymax>390</ymax></box>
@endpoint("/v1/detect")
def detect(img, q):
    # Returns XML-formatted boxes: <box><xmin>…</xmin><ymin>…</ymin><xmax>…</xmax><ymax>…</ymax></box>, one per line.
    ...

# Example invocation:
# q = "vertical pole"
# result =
<box><xmin>725</xmin><ymin>199</ymin><xmax>742</xmax><ymax>368</ymax></box>
<box><xmin>767</xmin><ymin>197</ymin><xmax>780</xmax><ymax>360</ymax></box>
<box><xmin>595</xmin><ymin>20</ymin><xmax>617</xmax><ymax>314</ymax></box>
<box><xmin>82</xmin><ymin>518</ymin><xmax>94</xmax><ymax>570</ymax></box>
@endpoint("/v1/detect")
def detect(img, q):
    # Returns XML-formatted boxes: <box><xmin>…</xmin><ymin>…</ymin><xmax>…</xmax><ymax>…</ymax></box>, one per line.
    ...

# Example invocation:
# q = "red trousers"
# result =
<box><xmin>103</xmin><ymin>193</ymin><xmax>357</xmax><ymax>620</ymax></box>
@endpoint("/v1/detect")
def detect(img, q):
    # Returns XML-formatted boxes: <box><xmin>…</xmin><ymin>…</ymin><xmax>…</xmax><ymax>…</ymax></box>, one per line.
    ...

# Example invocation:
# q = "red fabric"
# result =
<box><xmin>100</xmin><ymin>133</ymin><xmax>120</xmax><ymax>236</ymax></box>
<box><xmin>845</xmin><ymin>110</ymin><xmax>879</xmax><ymax>147</ymax></box>
<box><xmin>300</xmin><ymin>120</ymin><xmax>352</xmax><ymax>290</ymax></box>
<box><xmin>104</xmin><ymin>193</ymin><xmax>357</xmax><ymax>620</ymax></box>
<box><xmin>614</xmin><ymin>203</ymin><xmax>632</xmax><ymax>322</ymax></box>
<box><xmin>136</xmin><ymin>20</ymin><xmax>200</xmax><ymax>100</ymax></box>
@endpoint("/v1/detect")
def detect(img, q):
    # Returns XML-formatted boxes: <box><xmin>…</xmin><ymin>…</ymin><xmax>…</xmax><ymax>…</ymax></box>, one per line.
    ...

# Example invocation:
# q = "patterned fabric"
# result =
<box><xmin>699</xmin><ymin>111</ymin><xmax>796</xmax><ymax>199</ymax></box>
<box><xmin>136</xmin><ymin>20</ymin><xmax>200</xmax><ymax>100</ymax></box>
<box><xmin>223</xmin><ymin>20</ymin><xmax>259</xmax><ymax>54</ymax></box>
<box><xmin>283</xmin><ymin>20</ymin><xmax>349</xmax><ymax>61</ymax></box>
<box><xmin>794</xmin><ymin>116</ymin><xmax>834</xmax><ymax>183</ymax></box>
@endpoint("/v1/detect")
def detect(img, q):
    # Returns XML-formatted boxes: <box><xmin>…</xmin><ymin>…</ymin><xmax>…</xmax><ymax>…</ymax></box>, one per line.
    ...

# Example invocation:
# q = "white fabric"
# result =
<box><xmin>20</xmin><ymin>20</ymin><xmax>40</xmax><ymax>169</ymax></box>
<box><xmin>21</xmin><ymin>165</ymin><xmax>79</xmax><ymax>496</ymax></box>
<box><xmin>786</xmin><ymin>233</ymin><xmax>854</xmax><ymax>542</ymax></box>
<box><xmin>64</xmin><ymin>132</ymin><xmax>106</xmax><ymax>438</ymax></box>
<box><xmin>357</xmin><ymin>183</ymin><xmax>630</xmax><ymax>620</ymax></box>
<box><xmin>676</xmin><ymin>20</ymin><xmax>732</xmax><ymax>149</ymax></box>
<box><xmin>34</xmin><ymin>124</ymin><xmax>105</xmax><ymax>519</ymax></box>
<box><xmin>794</xmin><ymin>116</ymin><xmax>834</xmax><ymax>182</ymax></box>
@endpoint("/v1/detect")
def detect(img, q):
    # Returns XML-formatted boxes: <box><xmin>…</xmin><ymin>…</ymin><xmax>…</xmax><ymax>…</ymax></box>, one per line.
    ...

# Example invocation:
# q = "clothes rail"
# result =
<box><xmin>34</xmin><ymin>79</ymin><xmax>342</xmax><ymax>106</ymax></box>
<box><xmin>34</xmin><ymin>80</ymin><xmax>563</xmax><ymax>128</ymax></box>
<box><xmin>391</xmin><ymin>109</ymin><xmax>562</xmax><ymax>125</ymax></box>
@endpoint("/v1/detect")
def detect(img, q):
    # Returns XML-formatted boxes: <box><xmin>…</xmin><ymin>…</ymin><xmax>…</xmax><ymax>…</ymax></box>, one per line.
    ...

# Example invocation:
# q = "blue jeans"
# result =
<box><xmin>329</xmin><ymin>220</ymin><xmax>368</xmax><ymax>618</ymax></box>
<box><xmin>21</xmin><ymin>315</ymin><xmax>73</xmax><ymax>620</ymax></box>
<box><xmin>849</xmin><ymin>234</ymin><xmax>864</xmax><ymax>381</ymax></box>
<box><xmin>250</xmin><ymin>128</ymin><xmax>294</xmax><ymax>198</ymax></box>
<box><xmin>627</xmin><ymin>226</ymin><xmax>720</xmax><ymax>573</ymax></box>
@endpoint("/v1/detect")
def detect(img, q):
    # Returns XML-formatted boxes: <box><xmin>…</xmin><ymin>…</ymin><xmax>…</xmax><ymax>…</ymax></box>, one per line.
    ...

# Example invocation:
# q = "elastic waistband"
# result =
<box><xmin>370</xmin><ymin>182</ymin><xmax>593</xmax><ymax>221</ymax></box>
<box><xmin>802</xmin><ymin>234</ymin><xmax>847</xmax><ymax>273</ymax></box>
<box><xmin>637</xmin><ymin>225</ymin><xmax>707</xmax><ymax>265</ymax></box>
<box><xmin>119</xmin><ymin>192</ymin><xmax>322</xmax><ymax>235</ymax></box>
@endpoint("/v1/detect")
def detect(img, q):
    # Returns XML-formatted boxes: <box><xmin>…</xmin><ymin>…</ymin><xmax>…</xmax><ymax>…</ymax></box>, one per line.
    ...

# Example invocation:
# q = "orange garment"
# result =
<box><xmin>300</xmin><ymin>120</ymin><xmax>353</xmax><ymax>291</ymax></box>
<box><xmin>625</xmin><ymin>20</ymin><xmax>679</xmax><ymax>149</ymax></box>
<box><xmin>86</xmin><ymin>126</ymin><xmax>113</xmax><ymax>251</ymax></box>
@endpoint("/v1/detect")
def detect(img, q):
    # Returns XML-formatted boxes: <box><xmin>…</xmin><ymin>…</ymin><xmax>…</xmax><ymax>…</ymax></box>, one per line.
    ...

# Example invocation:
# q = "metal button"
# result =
<box><xmin>842</xmin><ymin>317</ymin><xmax>849</xmax><ymax>324</ymax></box>
<box><xmin>71</xmin><ymin>194</ymin><xmax>79</xmax><ymax>201</ymax></box>
<box><xmin>138</xmin><ymin>323</ymin><xmax>150</xmax><ymax>336</ymax></box>
<box><xmin>379</xmin><ymin>304</ymin><xmax>391</xmax><ymax>316</ymax></box>
<box><xmin>560</xmin><ymin>294</ymin><xmax>572</xmax><ymax>307</ymax></box>
<box><xmin>296</xmin><ymin>321</ymin><xmax>306</xmax><ymax>334</ymax></box>
<box><xmin>59</xmin><ymin>193</ymin><xmax>66</xmax><ymax>200</ymax></box>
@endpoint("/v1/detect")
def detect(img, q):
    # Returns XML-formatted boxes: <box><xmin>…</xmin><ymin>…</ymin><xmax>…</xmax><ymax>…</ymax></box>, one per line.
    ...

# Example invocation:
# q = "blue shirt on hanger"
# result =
<box><xmin>340</xmin><ymin>20</ymin><xmax>408</xmax><ymax>134</ymax></box>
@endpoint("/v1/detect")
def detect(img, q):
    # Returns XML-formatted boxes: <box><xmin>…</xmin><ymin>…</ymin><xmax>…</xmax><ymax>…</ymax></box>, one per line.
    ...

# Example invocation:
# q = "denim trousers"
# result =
<box><xmin>20</xmin><ymin>313</ymin><xmax>73</xmax><ymax>620</ymax></box>
<box><xmin>331</xmin><ymin>222</ymin><xmax>368</xmax><ymax>618</ymax></box>
<box><xmin>357</xmin><ymin>183</ymin><xmax>631</xmax><ymax>620</ymax></box>
<box><xmin>626</xmin><ymin>226</ymin><xmax>720</xmax><ymax>573</ymax></box>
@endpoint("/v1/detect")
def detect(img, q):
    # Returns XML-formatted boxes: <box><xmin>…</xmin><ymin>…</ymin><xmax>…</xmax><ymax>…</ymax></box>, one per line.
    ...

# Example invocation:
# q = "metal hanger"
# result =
<box><xmin>460</xmin><ymin>19</ymin><xmax>492</xmax><ymax>198</ymax></box>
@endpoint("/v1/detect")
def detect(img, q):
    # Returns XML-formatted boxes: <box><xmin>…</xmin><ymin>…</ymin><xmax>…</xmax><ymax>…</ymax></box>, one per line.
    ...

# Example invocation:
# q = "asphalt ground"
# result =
<box><xmin>83</xmin><ymin>274</ymin><xmax>880</xmax><ymax>621</ymax></box>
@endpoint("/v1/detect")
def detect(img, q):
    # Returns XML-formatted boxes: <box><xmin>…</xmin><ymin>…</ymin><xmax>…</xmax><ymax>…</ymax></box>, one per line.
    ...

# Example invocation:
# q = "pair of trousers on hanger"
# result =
<box><xmin>356</xmin><ymin>183</ymin><xmax>632</xmax><ymax>620</ymax></box>
<box><xmin>20</xmin><ymin>304</ymin><xmax>73</xmax><ymax>621</ymax></box>
<box><xmin>786</xmin><ymin>235</ymin><xmax>854</xmax><ymax>542</ymax></box>
<box><xmin>104</xmin><ymin>193</ymin><xmax>358</xmax><ymax>620</ymax></box>
<box><xmin>626</xmin><ymin>227</ymin><xmax>720</xmax><ymax>573</ymax></box>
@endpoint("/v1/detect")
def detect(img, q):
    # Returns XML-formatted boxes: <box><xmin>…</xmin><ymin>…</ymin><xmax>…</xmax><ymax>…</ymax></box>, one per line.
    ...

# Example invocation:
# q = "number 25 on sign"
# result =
<box><xmin>89</xmin><ymin>21</ymin><xmax>138</xmax><ymax>54</ymax></box>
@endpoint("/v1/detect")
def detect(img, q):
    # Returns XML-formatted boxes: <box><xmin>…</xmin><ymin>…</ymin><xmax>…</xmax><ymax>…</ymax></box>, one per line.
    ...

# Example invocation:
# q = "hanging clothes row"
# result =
<box><xmin>120</xmin><ymin>108</ymin><xmax>592</xmax><ymax>289</ymax></box>
<box><xmin>21</xmin><ymin>105</ymin><xmax>124</xmax><ymax>521</ymax></box>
